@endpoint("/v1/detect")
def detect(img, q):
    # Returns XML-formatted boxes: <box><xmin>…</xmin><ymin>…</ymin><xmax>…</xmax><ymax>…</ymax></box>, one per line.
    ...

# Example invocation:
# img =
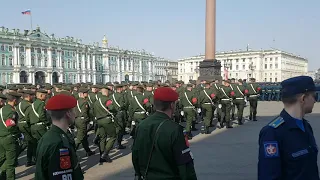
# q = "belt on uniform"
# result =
<box><xmin>221</xmin><ymin>99</ymin><xmax>230</xmax><ymax>101</ymax></box>
<box><xmin>249</xmin><ymin>95</ymin><xmax>258</xmax><ymax>97</ymax></box>
<box><xmin>19</xmin><ymin>121</ymin><xmax>27</xmax><ymax>123</ymax></box>
<box><xmin>32</xmin><ymin>122</ymin><xmax>45</xmax><ymax>126</ymax></box>
<box><xmin>183</xmin><ymin>106</ymin><xmax>194</xmax><ymax>108</ymax></box>
<box><xmin>134</xmin><ymin>111</ymin><xmax>146</xmax><ymax>114</ymax></box>
<box><xmin>97</xmin><ymin>116</ymin><xmax>112</xmax><ymax>120</ymax></box>
<box><xmin>76</xmin><ymin>117</ymin><xmax>85</xmax><ymax>119</ymax></box>
<box><xmin>235</xmin><ymin>98</ymin><xmax>244</xmax><ymax>100</ymax></box>
<box><xmin>203</xmin><ymin>103</ymin><xmax>212</xmax><ymax>104</ymax></box>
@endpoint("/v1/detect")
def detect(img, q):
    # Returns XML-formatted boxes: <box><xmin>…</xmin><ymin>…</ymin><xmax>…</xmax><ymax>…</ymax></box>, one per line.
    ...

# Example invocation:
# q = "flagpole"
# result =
<box><xmin>30</xmin><ymin>12</ymin><xmax>33</xmax><ymax>30</ymax></box>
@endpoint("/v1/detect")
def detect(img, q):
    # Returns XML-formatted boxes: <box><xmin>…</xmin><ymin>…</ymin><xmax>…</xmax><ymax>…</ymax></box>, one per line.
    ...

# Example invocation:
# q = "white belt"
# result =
<box><xmin>183</xmin><ymin>106</ymin><xmax>194</xmax><ymax>108</ymax></box>
<box><xmin>33</xmin><ymin>122</ymin><xmax>45</xmax><ymax>125</ymax></box>
<box><xmin>19</xmin><ymin>121</ymin><xmax>27</xmax><ymax>123</ymax></box>
<box><xmin>236</xmin><ymin>98</ymin><xmax>244</xmax><ymax>100</ymax></box>
<box><xmin>250</xmin><ymin>95</ymin><xmax>258</xmax><ymax>97</ymax></box>
<box><xmin>134</xmin><ymin>112</ymin><xmax>145</xmax><ymax>114</ymax></box>
<box><xmin>221</xmin><ymin>99</ymin><xmax>230</xmax><ymax>101</ymax></box>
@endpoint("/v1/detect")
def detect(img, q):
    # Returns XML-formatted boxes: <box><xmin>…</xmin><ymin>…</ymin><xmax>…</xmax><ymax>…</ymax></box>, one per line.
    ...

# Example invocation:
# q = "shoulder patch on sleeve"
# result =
<box><xmin>263</xmin><ymin>141</ymin><xmax>279</xmax><ymax>158</ymax></box>
<box><xmin>268</xmin><ymin>117</ymin><xmax>284</xmax><ymax>128</ymax></box>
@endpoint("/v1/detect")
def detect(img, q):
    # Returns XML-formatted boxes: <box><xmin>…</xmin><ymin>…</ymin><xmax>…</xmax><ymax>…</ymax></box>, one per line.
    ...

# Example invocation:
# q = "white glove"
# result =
<box><xmin>89</xmin><ymin>121</ymin><xmax>94</xmax><ymax>125</ymax></box>
<box><xmin>197</xmin><ymin>108</ymin><xmax>201</xmax><ymax>113</ymax></box>
<box><xmin>20</xmin><ymin>133</ymin><xmax>24</xmax><ymax>140</ymax></box>
<box><xmin>218</xmin><ymin>104</ymin><xmax>222</xmax><ymax>108</ymax></box>
<box><xmin>132</xmin><ymin>121</ymin><xmax>136</xmax><ymax>125</ymax></box>
<box><xmin>231</xmin><ymin>102</ymin><xmax>233</xmax><ymax>106</ymax></box>
<box><xmin>180</xmin><ymin>111</ymin><xmax>184</xmax><ymax>116</ymax></box>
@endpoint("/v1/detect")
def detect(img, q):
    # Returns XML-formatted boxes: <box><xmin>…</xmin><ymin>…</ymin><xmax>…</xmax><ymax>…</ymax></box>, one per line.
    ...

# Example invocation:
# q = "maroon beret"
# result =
<box><xmin>46</xmin><ymin>94</ymin><xmax>77</xmax><ymax>110</ymax></box>
<box><xmin>154</xmin><ymin>87</ymin><xmax>178</xmax><ymax>102</ymax></box>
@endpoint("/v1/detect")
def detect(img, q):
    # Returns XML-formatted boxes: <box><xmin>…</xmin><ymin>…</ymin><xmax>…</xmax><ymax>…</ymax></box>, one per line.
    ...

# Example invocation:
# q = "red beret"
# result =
<box><xmin>154</xmin><ymin>87</ymin><xmax>178</xmax><ymax>102</ymax></box>
<box><xmin>46</xmin><ymin>94</ymin><xmax>77</xmax><ymax>110</ymax></box>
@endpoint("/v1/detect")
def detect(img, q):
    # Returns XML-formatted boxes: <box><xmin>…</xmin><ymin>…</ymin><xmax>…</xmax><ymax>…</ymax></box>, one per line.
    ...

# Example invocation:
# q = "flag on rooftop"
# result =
<box><xmin>22</xmin><ymin>10</ymin><xmax>31</xmax><ymax>15</ymax></box>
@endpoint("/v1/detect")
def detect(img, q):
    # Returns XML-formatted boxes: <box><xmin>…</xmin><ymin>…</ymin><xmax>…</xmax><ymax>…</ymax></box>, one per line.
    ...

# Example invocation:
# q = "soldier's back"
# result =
<box><xmin>133</xmin><ymin>111</ymin><xmax>186</xmax><ymax>179</ymax></box>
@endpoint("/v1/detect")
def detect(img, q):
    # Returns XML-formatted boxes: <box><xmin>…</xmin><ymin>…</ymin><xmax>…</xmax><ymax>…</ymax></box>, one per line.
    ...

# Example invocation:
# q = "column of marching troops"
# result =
<box><xmin>0</xmin><ymin>77</ymin><xmax>262</xmax><ymax>179</ymax></box>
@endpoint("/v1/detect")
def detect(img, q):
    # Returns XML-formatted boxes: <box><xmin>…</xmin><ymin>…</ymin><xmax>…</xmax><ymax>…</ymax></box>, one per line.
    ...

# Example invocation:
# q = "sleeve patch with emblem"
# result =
<box><xmin>60</xmin><ymin>156</ymin><xmax>71</xmax><ymax>169</ymax></box>
<box><xmin>143</xmin><ymin>98</ymin><xmax>149</xmax><ymax>104</ymax></box>
<box><xmin>59</xmin><ymin>148</ymin><xmax>69</xmax><ymax>156</ymax></box>
<box><xmin>210</xmin><ymin>93</ymin><xmax>215</xmax><ymax>98</ymax></box>
<box><xmin>5</xmin><ymin>119</ymin><xmax>16</xmax><ymax>127</ymax></box>
<box><xmin>263</xmin><ymin>141</ymin><xmax>279</xmax><ymax>158</ymax></box>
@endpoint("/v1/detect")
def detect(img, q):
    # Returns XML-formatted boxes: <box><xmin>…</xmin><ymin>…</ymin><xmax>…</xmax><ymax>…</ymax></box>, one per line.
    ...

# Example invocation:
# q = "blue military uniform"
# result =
<box><xmin>258</xmin><ymin>76</ymin><xmax>320</xmax><ymax>180</ymax></box>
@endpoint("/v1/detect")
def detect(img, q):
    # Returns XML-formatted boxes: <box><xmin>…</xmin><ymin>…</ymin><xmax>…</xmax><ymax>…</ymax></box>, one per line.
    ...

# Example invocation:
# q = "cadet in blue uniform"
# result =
<box><xmin>258</xmin><ymin>76</ymin><xmax>319</xmax><ymax>180</ymax></box>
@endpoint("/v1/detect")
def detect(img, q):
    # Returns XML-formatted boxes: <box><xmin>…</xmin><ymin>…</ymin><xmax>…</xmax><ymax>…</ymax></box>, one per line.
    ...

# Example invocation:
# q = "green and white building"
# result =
<box><xmin>0</xmin><ymin>26</ymin><xmax>174</xmax><ymax>85</ymax></box>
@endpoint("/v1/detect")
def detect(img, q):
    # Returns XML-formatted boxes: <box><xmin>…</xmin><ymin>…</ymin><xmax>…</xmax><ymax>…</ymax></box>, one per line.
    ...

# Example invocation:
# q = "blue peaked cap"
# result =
<box><xmin>281</xmin><ymin>76</ymin><xmax>320</xmax><ymax>98</ymax></box>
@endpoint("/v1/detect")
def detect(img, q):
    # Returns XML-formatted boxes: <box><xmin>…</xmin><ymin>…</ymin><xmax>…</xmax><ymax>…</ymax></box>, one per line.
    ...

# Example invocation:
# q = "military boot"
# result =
<box><xmin>205</xmin><ymin>126</ymin><xmax>210</xmax><ymax>134</ymax></box>
<box><xmin>100</xmin><ymin>152</ymin><xmax>112</xmax><ymax>164</ymax></box>
<box><xmin>200</xmin><ymin>125</ymin><xmax>205</xmax><ymax>134</ymax></box>
<box><xmin>93</xmin><ymin>135</ymin><xmax>100</xmax><ymax>146</ymax></box>
<box><xmin>238</xmin><ymin>118</ymin><xmax>243</xmax><ymax>125</ymax></box>
<box><xmin>26</xmin><ymin>161</ymin><xmax>36</xmax><ymax>167</ymax></box>
<box><xmin>86</xmin><ymin>150</ymin><xmax>96</xmax><ymax>157</ymax></box>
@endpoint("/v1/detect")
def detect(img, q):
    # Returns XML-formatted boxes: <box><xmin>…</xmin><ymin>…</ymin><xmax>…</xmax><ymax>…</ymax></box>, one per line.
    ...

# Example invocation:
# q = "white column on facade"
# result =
<box><xmin>93</xmin><ymin>72</ymin><xmax>96</xmax><ymax>84</ymax></box>
<box><xmin>13</xmin><ymin>46</ymin><xmax>18</xmax><ymax>66</ymax></box>
<box><xmin>121</xmin><ymin>58</ymin><xmax>125</xmax><ymax>72</ymax></box>
<box><xmin>117</xmin><ymin>57</ymin><xmax>120</xmax><ymax>82</ymax></box>
<box><xmin>76</xmin><ymin>53</ymin><xmax>80</xmax><ymax>70</ymax></box>
<box><xmin>130</xmin><ymin>59</ymin><xmax>133</xmax><ymax>72</ymax></box>
<box><xmin>57</xmin><ymin>50</ymin><xmax>62</xmax><ymax>68</ymax></box>
<box><xmin>58</xmin><ymin>72</ymin><xmax>63</xmax><ymax>82</ymax></box>
<box><xmin>48</xmin><ymin>48</ymin><xmax>52</xmax><ymax>67</ymax></box>
<box><xmin>32</xmin><ymin>72</ymin><xmax>35</xmax><ymax>85</ymax></box>
<box><xmin>81</xmin><ymin>54</ymin><xmax>85</xmax><ymax>70</ymax></box>
<box><xmin>87</xmin><ymin>54</ymin><xmax>90</xmax><ymax>70</ymax></box>
<box><xmin>15</xmin><ymin>43</ymin><xmax>21</xmax><ymax>66</ymax></box>
<box><xmin>92</xmin><ymin>55</ymin><xmax>96</xmax><ymax>71</ymax></box>
<box><xmin>139</xmin><ymin>60</ymin><xmax>142</xmax><ymax>81</ymax></box>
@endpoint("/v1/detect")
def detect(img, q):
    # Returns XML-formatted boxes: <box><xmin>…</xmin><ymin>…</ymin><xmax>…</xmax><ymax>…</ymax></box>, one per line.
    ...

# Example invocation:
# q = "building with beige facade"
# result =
<box><xmin>178</xmin><ymin>49</ymin><xmax>308</xmax><ymax>83</ymax></box>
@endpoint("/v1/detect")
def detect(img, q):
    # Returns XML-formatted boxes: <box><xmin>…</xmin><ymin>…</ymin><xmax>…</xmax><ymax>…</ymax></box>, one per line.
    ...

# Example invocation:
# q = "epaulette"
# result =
<box><xmin>268</xmin><ymin>116</ymin><xmax>285</xmax><ymax>128</ymax></box>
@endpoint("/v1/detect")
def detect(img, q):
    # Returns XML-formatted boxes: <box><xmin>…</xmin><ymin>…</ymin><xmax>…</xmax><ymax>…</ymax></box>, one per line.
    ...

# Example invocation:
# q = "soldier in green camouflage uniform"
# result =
<box><xmin>144</xmin><ymin>83</ymin><xmax>154</xmax><ymax>114</ymax></box>
<box><xmin>233</xmin><ymin>79</ymin><xmax>248</xmax><ymax>125</ymax></box>
<box><xmin>17</xmin><ymin>90</ymin><xmax>37</xmax><ymax>167</ymax></box>
<box><xmin>93</xmin><ymin>86</ymin><xmax>116</xmax><ymax>163</ymax></box>
<box><xmin>229</xmin><ymin>78</ymin><xmax>236</xmax><ymax>120</ymax></box>
<box><xmin>74</xmin><ymin>88</ymin><xmax>95</xmax><ymax>156</ymax></box>
<box><xmin>247</xmin><ymin>78</ymin><xmax>261</xmax><ymax>121</ymax></box>
<box><xmin>211</xmin><ymin>80</ymin><xmax>222</xmax><ymax>125</ymax></box>
<box><xmin>179</xmin><ymin>84</ymin><xmax>197</xmax><ymax>139</ymax></box>
<box><xmin>128</xmin><ymin>85</ymin><xmax>151</xmax><ymax>137</ymax></box>
<box><xmin>0</xmin><ymin>92</ymin><xmax>22</xmax><ymax>180</ymax></box>
<box><xmin>111</xmin><ymin>84</ymin><xmax>126</xmax><ymax>149</ymax></box>
<box><xmin>28</xmin><ymin>89</ymin><xmax>49</xmax><ymax>142</ymax></box>
<box><xmin>199</xmin><ymin>82</ymin><xmax>219</xmax><ymax>134</ymax></box>
<box><xmin>88</xmin><ymin>85</ymin><xmax>101</xmax><ymax>144</ymax></box>
<box><xmin>218</xmin><ymin>80</ymin><xmax>235</xmax><ymax>128</ymax></box>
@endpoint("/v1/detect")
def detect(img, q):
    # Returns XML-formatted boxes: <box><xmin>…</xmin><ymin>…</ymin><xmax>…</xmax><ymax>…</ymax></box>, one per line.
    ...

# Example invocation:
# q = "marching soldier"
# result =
<box><xmin>219</xmin><ymin>80</ymin><xmax>235</xmax><ymax>128</ymax></box>
<box><xmin>144</xmin><ymin>83</ymin><xmax>154</xmax><ymax>114</ymax></box>
<box><xmin>74</xmin><ymin>88</ymin><xmax>95</xmax><ymax>156</ymax></box>
<box><xmin>111</xmin><ymin>84</ymin><xmax>127</xmax><ymax>149</ymax></box>
<box><xmin>0</xmin><ymin>92</ymin><xmax>22</xmax><ymax>180</ymax></box>
<box><xmin>88</xmin><ymin>85</ymin><xmax>101</xmax><ymax>144</ymax></box>
<box><xmin>17</xmin><ymin>90</ymin><xmax>37</xmax><ymax>167</ymax></box>
<box><xmin>233</xmin><ymin>79</ymin><xmax>249</xmax><ymax>125</ymax></box>
<box><xmin>29</xmin><ymin>89</ymin><xmax>49</xmax><ymax>142</ymax></box>
<box><xmin>35</xmin><ymin>94</ymin><xmax>84</xmax><ymax>180</ymax></box>
<box><xmin>94</xmin><ymin>86</ymin><xmax>116</xmax><ymax>163</ymax></box>
<box><xmin>199</xmin><ymin>81</ymin><xmax>218</xmax><ymax>134</ymax></box>
<box><xmin>0</xmin><ymin>93</ymin><xmax>7</xmax><ymax>108</ymax></box>
<box><xmin>211</xmin><ymin>79</ymin><xmax>222</xmax><ymax>124</ymax></box>
<box><xmin>132</xmin><ymin>87</ymin><xmax>197</xmax><ymax>180</ymax></box>
<box><xmin>129</xmin><ymin>85</ymin><xmax>151</xmax><ymax>137</ymax></box>
<box><xmin>230</xmin><ymin>78</ymin><xmax>236</xmax><ymax>120</ymax></box>
<box><xmin>248</xmin><ymin>78</ymin><xmax>261</xmax><ymax>121</ymax></box>
<box><xmin>180</xmin><ymin>84</ymin><xmax>197</xmax><ymax>139</ymax></box>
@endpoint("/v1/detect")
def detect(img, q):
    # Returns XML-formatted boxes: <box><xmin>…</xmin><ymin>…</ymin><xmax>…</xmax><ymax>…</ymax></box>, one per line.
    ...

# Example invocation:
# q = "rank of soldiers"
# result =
<box><xmin>0</xmin><ymin>77</ymin><xmax>261</xmax><ymax>179</ymax></box>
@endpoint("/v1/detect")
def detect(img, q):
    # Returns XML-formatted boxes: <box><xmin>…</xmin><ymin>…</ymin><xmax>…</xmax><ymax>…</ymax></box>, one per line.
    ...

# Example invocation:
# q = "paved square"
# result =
<box><xmin>16</xmin><ymin>102</ymin><xmax>320</xmax><ymax>180</ymax></box>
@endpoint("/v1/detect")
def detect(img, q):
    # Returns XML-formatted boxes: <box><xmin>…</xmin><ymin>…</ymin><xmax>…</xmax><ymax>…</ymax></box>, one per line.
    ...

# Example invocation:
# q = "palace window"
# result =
<box><xmin>53</xmin><ymin>59</ymin><xmax>56</xmax><ymax>67</ymax></box>
<box><xmin>9</xmin><ymin>56</ymin><xmax>12</xmax><ymax>66</ymax></box>
<box><xmin>270</xmin><ymin>64</ymin><xmax>273</xmax><ymax>69</ymax></box>
<box><xmin>73</xmin><ymin>60</ymin><xmax>76</xmax><ymax>69</ymax></box>
<box><xmin>20</xmin><ymin>46</ymin><xmax>25</xmax><ymax>52</ymax></box>
<box><xmin>85</xmin><ymin>60</ymin><xmax>87</xmax><ymax>69</ymax></box>
<box><xmin>236</xmin><ymin>65</ymin><xmax>239</xmax><ymax>70</ymax></box>
<box><xmin>73</xmin><ymin>75</ymin><xmax>76</xmax><ymax>83</ymax></box>
<box><xmin>52</xmin><ymin>49</ymin><xmax>56</xmax><ymax>55</ymax></box>
<box><xmin>275</xmin><ymin>64</ymin><xmax>278</xmax><ymax>69</ymax></box>
<box><xmin>242</xmin><ymin>58</ymin><xmax>245</xmax><ymax>62</ymax></box>
<box><xmin>44</xmin><ymin>49</ymin><xmax>47</xmax><ymax>54</ymax></box>
<box><xmin>44</xmin><ymin>57</ymin><xmax>48</xmax><ymax>67</ymax></box>
<box><xmin>37</xmin><ymin>58</ymin><xmax>41</xmax><ymax>67</ymax></box>
<box><xmin>79</xmin><ymin>59</ymin><xmax>82</xmax><ymax>69</ymax></box>
<box><xmin>31</xmin><ymin>56</ymin><xmax>35</xmax><ymax>66</ymax></box>
<box><xmin>8</xmin><ymin>46</ymin><xmax>12</xmax><ymax>52</ymax></box>
<box><xmin>20</xmin><ymin>56</ymin><xmax>25</xmax><ymax>66</ymax></box>
<box><xmin>67</xmin><ymin>61</ymin><xmax>70</xmax><ymax>69</ymax></box>
<box><xmin>0</xmin><ymin>45</ymin><xmax>4</xmax><ymax>51</ymax></box>
<box><xmin>275</xmin><ymin>78</ymin><xmax>278</xmax><ymax>82</ymax></box>
<box><xmin>264</xmin><ymin>64</ymin><xmax>267</xmax><ymax>69</ymax></box>
<box><xmin>62</xmin><ymin>51</ymin><xmax>64</xmax><ymax>56</ymax></box>
<box><xmin>1</xmin><ymin>54</ymin><xmax>5</xmax><ymax>66</ymax></box>
<box><xmin>242</xmin><ymin>65</ymin><xmax>245</xmax><ymax>69</ymax></box>
<box><xmin>37</xmin><ymin>48</ymin><xmax>41</xmax><ymax>54</ymax></box>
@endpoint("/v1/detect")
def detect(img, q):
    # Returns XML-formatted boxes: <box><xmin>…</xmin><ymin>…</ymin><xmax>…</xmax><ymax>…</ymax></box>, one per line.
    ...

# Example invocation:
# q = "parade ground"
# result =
<box><xmin>16</xmin><ymin>101</ymin><xmax>320</xmax><ymax>180</ymax></box>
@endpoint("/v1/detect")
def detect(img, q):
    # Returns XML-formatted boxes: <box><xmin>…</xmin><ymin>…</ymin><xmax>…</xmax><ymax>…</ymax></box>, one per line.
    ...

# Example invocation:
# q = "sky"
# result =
<box><xmin>1</xmin><ymin>0</ymin><xmax>319</xmax><ymax>70</ymax></box>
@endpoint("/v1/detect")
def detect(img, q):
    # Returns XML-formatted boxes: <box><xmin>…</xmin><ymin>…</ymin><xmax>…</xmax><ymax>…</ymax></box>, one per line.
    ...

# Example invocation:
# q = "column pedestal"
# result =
<box><xmin>198</xmin><ymin>60</ymin><xmax>222</xmax><ymax>81</ymax></box>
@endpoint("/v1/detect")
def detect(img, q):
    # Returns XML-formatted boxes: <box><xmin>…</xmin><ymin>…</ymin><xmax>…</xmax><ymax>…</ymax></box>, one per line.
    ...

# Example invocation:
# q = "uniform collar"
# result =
<box><xmin>154</xmin><ymin>111</ymin><xmax>171</xmax><ymax>119</ymax></box>
<box><xmin>280</xmin><ymin>109</ymin><xmax>305</xmax><ymax>131</ymax></box>
<box><xmin>50</xmin><ymin>124</ymin><xmax>68</xmax><ymax>136</ymax></box>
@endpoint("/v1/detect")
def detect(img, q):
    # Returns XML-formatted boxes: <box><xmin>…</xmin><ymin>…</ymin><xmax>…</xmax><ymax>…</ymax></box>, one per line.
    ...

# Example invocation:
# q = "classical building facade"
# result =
<box><xmin>154</xmin><ymin>58</ymin><xmax>178</xmax><ymax>82</ymax></box>
<box><xmin>0</xmin><ymin>26</ymin><xmax>173</xmax><ymax>85</ymax></box>
<box><xmin>178</xmin><ymin>49</ymin><xmax>308</xmax><ymax>83</ymax></box>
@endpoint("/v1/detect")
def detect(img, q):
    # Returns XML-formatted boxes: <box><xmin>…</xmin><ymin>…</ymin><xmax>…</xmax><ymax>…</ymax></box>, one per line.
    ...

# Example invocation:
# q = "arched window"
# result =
<box><xmin>8</xmin><ymin>46</ymin><xmax>12</xmax><ymax>52</ymax></box>
<box><xmin>20</xmin><ymin>46</ymin><xmax>25</xmax><ymax>52</ymax></box>
<box><xmin>67</xmin><ymin>60</ymin><xmax>70</xmax><ymax>69</ymax></box>
<box><xmin>0</xmin><ymin>45</ymin><xmax>4</xmax><ymax>51</ymax></box>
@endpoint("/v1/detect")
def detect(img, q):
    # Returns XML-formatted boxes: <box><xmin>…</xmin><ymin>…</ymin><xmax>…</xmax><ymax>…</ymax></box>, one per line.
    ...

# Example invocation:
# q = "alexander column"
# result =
<box><xmin>198</xmin><ymin>0</ymin><xmax>222</xmax><ymax>81</ymax></box>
